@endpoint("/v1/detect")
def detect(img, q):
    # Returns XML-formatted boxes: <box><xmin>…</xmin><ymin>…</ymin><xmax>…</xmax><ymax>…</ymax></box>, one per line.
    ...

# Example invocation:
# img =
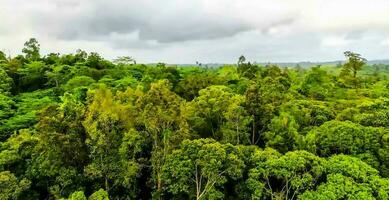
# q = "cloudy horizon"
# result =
<box><xmin>1</xmin><ymin>0</ymin><xmax>389</xmax><ymax>64</ymax></box>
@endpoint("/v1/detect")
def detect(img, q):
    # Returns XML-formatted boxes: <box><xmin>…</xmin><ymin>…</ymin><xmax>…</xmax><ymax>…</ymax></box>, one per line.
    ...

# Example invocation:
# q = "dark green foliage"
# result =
<box><xmin>22</xmin><ymin>38</ymin><xmax>40</xmax><ymax>62</ymax></box>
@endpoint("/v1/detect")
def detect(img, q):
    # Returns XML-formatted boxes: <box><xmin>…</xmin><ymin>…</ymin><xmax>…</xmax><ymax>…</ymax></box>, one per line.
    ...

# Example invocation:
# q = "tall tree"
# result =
<box><xmin>245</xmin><ymin>82</ymin><xmax>261</xmax><ymax>144</ymax></box>
<box><xmin>22</xmin><ymin>38</ymin><xmax>40</xmax><ymax>61</ymax></box>
<box><xmin>340</xmin><ymin>51</ymin><xmax>366</xmax><ymax>88</ymax></box>
<box><xmin>136</xmin><ymin>80</ymin><xmax>189</xmax><ymax>197</ymax></box>
<box><xmin>83</xmin><ymin>86</ymin><xmax>140</xmax><ymax>198</ymax></box>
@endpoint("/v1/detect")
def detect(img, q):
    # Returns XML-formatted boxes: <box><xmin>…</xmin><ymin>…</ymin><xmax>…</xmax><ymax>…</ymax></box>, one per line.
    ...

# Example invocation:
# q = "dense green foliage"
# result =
<box><xmin>0</xmin><ymin>39</ymin><xmax>388</xmax><ymax>199</ymax></box>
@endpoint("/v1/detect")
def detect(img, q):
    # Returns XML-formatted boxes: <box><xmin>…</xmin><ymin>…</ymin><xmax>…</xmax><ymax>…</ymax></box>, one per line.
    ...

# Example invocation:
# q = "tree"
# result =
<box><xmin>0</xmin><ymin>67</ymin><xmax>13</xmax><ymax>94</ymax></box>
<box><xmin>247</xmin><ymin>150</ymin><xmax>325</xmax><ymax>200</ymax></box>
<box><xmin>256</xmin><ymin>65</ymin><xmax>292</xmax><ymax>137</ymax></box>
<box><xmin>22</xmin><ymin>38</ymin><xmax>40</xmax><ymax>61</ymax></box>
<box><xmin>0</xmin><ymin>51</ymin><xmax>7</xmax><ymax>62</ymax></box>
<box><xmin>245</xmin><ymin>82</ymin><xmax>262</xmax><ymax>144</ymax></box>
<box><xmin>175</xmin><ymin>70</ymin><xmax>221</xmax><ymax>100</ymax></box>
<box><xmin>187</xmin><ymin>85</ymin><xmax>251</xmax><ymax>144</ymax></box>
<box><xmin>221</xmin><ymin>95</ymin><xmax>252</xmax><ymax>145</ymax></box>
<box><xmin>1</xmin><ymin>58</ymin><xmax>22</xmax><ymax>83</ymax></box>
<box><xmin>18</xmin><ymin>61</ymin><xmax>48</xmax><ymax>91</ymax></box>
<box><xmin>83</xmin><ymin>86</ymin><xmax>140</xmax><ymax>197</ymax></box>
<box><xmin>299</xmin><ymin>66</ymin><xmax>334</xmax><ymax>100</ymax></box>
<box><xmin>300</xmin><ymin>155</ymin><xmax>389</xmax><ymax>200</ymax></box>
<box><xmin>88</xmin><ymin>189</ymin><xmax>109</xmax><ymax>200</ymax></box>
<box><xmin>264</xmin><ymin>112</ymin><xmax>300</xmax><ymax>153</ymax></box>
<box><xmin>113</xmin><ymin>56</ymin><xmax>136</xmax><ymax>65</ymax></box>
<box><xmin>237</xmin><ymin>55</ymin><xmax>246</xmax><ymax>66</ymax></box>
<box><xmin>0</xmin><ymin>94</ymin><xmax>15</xmax><ymax>130</ymax></box>
<box><xmin>64</xmin><ymin>76</ymin><xmax>96</xmax><ymax>91</ymax></box>
<box><xmin>343</xmin><ymin>51</ymin><xmax>367</xmax><ymax>79</ymax></box>
<box><xmin>0</xmin><ymin>89</ymin><xmax>57</xmax><ymax>138</ymax></box>
<box><xmin>305</xmin><ymin>120</ymin><xmax>388</xmax><ymax>176</ymax></box>
<box><xmin>340</xmin><ymin>51</ymin><xmax>367</xmax><ymax>88</ymax></box>
<box><xmin>162</xmin><ymin>139</ymin><xmax>245</xmax><ymax>200</ymax></box>
<box><xmin>237</xmin><ymin>55</ymin><xmax>258</xmax><ymax>79</ymax></box>
<box><xmin>26</xmin><ymin>93</ymin><xmax>88</xmax><ymax>198</ymax></box>
<box><xmin>305</xmin><ymin>120</ymin><xmax>381</xmax><ymax>156</ymax></box>
<box><xmin>86</xmin><ymin>52</ymin><xmax>113</xmax><ymax>70</ymax></box>
<box><xmin>0</xmin><ymin>129</ymin><xmax>38</xmax><ymax>174</ymax></box>
<box><xmin>43</xmin><ymin>53</ymin><xmax>60</xmax><ymax>65</ymax></box>
<box><xmin>136</xmin><ymin>80</ymin><xmax>189</xmax><ymax>197</ymax></box>
<box><xmin>0</xmin><ymin>171</ymin><xmax>31</xmax><ymax>200</ymax></box>
<box><xmin>45</xmin><ymin>64</ymin><xmax>73</xmax><ymax>88</ymax></box>
<box><xmin>68</xmin><ymin>191</ymin><xmax>87</xmax><ymax>200</ymax></box>
<box><xmin>279</xmin><ymin>100</ymin><xmax>334</xmax><ymax>132</ymax></box>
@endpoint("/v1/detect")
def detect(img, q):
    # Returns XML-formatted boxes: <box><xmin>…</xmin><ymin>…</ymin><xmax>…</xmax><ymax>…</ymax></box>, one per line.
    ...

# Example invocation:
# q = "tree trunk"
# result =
<box><xmin>251</xmin><ymin>115</ymin><xmax>256</xmax><ymax>144</ymax></box>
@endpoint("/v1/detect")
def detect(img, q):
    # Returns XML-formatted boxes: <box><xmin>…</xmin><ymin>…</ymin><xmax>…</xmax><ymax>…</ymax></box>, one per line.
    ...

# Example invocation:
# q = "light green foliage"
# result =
<box><xmin>188</xmin><ymin>85</ymin><xmax>251</xmax><ymax>144</ymax></box>
<box><xmin>299</xmin><ymin>155</ymin><xmax>389</xmax><ymax>200</ymax></box>
<box><xmin>86</xmin><ymin>52</ymin><xmax>113</xmax><ymax>70</ymax></box>
<box><xmin>217</xmin><ymin>65</ymin><xmax>249</xmax><ymax>94</ymax></box>
<box><xmin>305</xmin><ymin>120</ymin><xmax>381</xmax><ymax>156</ymax></box>
<box><xmin>89</xmin><ymin>189</ymin><xmax>109</xmax><ymax>200</ymax></box>
<box><xmin>280</xmin><ymin>100</ymin><xmax>334</xmax><ymax>132</ymax></box>
<box><xmin>354</xmin><ymin>98</ymin><xmax>389</xmax><ymax>127</ymax></box>
<box><xmin>113</xmin><ymin>56</ymin><xmax>136</xmax><ymax>65</ymax></box>
<box><xmin>46</xmin><ymin>64</ymin><xmax>73</xmax><ymax>87</ymax></box>
<box><xmin>221</xmin><ymin>94</ymin><xmax>252</xmax><ymax>144</ymax></box>
<box><xmin>83</xmin><ymin>86</ymin><xmax>140</xmax><ymax>196</ymax></box>
<box><xmin>0</xmin><ymin>89</ymin><xmax>57</xmax><ymax>137</ymax></box>
<box><xmin>339</xmin><ymin>51</ymin><xmax>367</xmax><ymax>88</ymax></box>
<box><xmin>0</xmin><ymin>129</ymin><xmax>37</xmax><ymax>171</ymax></box>
<box><xmin>264</xmin><ymin>112</ymin><xmax>300</xmax><ymax>153</ymax></box>
<box><xmin>256</xmin><ymin>65</ymin><xmax>292</xmax><ymax>133</ymax></box>
<box><xmin>162</xmin><ymin>139</ymin><xmax>245</xmax><ymax>199</ymax></box>
<box><xmin>0</xmin><ymin>171</ymin><xmax>31</xmax><ymax>200</ymax></box>
<box><xmin>68</xmin><ymin>191</ymin><xmax>87</xmax><ymax>200</ymax></box>
<box><xmin>137</xmin><ymin>80</ymin><xmax>187</xmax><ymax>143</ymax></box>
<box><xmin>299</xmin><ymin>66</ymin><xmax>334</xmax><ymax>99</ymax></box>
<box><xmin>64</xmin><ymin>76</ymin><xmax>96</xmax><ymax>91</ymax></box>
<box><xmin>0</xmin><ymin>67</ymin><xmax>13</xmax><ymax>94</ymax></box>
<box><xmin>136</xmin><ymin>80</ymin><xmax>189</xmax><ymax>196</ymax></box>
<box><xmin>237</xmin><ymin>56</ymin><xmax>259</xmax><ymax>79</ymax></box>
<box><xmin>0</xmin><ymin>94</ymin><xmax>15</xmax><ymax>121</ymax></box>
<box><xmin>371</xmin><ymin>80</ymin><xmax>389</xmax><ymax>98</ymax></box>
<box><xmin>299</xmin><ymin>173</ymin><xmax>376</xmax><ymax>200</ymax></box>
<box><xmin>176</xmin><ymin>70</ymin><xmax>221</xmax><ymax>100</ymax></box>
<box><xmin>98</xmin><ymin>76</ymin><xmax>138</xmax><ymax>91</ymax></box>
<box><xmin>247</xmin><ymin>150</ymin><xmax>325</xmax><ymax>200</ymax></box>
<box><xmin>325</xmin><ymin>155</ymin><xmax>379</xmax><ymax>182</ymax></box>
<box><xmin>305</xmin><ymin>120</ymin><xmax>388</xmax><ymax>176</ymax></box>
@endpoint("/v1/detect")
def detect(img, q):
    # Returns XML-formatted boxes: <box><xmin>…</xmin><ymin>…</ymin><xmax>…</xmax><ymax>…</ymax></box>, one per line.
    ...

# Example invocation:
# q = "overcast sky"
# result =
<box><xmin>1</xmin><ymin>0</ymin><xmax>389</xmax><ymax>63</ymax></box>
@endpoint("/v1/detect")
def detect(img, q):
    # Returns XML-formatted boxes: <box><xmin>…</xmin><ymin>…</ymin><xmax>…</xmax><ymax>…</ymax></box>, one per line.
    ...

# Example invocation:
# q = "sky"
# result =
<box><xmin>1</xmin><ymin>0</ymin><xmax>389</xmax><ymax>64</ymax></box>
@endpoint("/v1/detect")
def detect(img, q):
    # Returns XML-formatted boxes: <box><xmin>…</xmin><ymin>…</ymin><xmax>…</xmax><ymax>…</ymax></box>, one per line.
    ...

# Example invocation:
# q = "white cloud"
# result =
<box><xmin>0</xmin><ymin>0</ymin><xmax>388</xmax><ymax>63</ymax></box>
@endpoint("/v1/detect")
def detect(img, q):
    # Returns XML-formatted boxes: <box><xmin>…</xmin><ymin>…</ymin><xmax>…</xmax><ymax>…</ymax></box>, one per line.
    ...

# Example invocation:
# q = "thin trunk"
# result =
<box><xmin>236</xmin><ymin>117</ymin><xmax>239</xmax><ymax>144</ymax></box>
<box><xmin>105</xmin><ymin>176</ymin><xmax>109</xmax><ymax>193</ymax></box>
<box><xmin>195</xmin><ymin>165</ymin><xmax>200</xmax><ymax>200</ymax></box>
<box><xmin>251</xmin><ymin>115</ymin><xmax>255</xmax><ymax>144</ymax></box>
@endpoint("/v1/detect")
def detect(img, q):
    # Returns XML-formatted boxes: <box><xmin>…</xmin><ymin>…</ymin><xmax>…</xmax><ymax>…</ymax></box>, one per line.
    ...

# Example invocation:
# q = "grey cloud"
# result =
<box><xmin>345</xmin><ymin>30</ymin><xmax>364</xmax><ymax>40</ymax></box>
<box><xmin>1</xmin><ymin>0</ymin><xmax>389</xmax><ymax>63</ymax></box>
<box><xmin>39</xmin><ymin>0</ymin><xmax>253</xmax><ymax>44</ymax></box>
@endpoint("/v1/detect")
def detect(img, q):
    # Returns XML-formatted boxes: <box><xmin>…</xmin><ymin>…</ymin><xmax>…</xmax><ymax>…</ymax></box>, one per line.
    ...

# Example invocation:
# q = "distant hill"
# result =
<box><xmin>174</xmin><ymin>59</ymin><xmax>389</xmax><ymax>68</ymax></box>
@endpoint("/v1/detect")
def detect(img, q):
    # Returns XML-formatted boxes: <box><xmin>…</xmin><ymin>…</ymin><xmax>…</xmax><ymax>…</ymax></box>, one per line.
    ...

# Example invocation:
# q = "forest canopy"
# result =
<box><xmin>0</xmin><ymin>39</ymin><xmax>388</xmax><ymax>200</ymax></box>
